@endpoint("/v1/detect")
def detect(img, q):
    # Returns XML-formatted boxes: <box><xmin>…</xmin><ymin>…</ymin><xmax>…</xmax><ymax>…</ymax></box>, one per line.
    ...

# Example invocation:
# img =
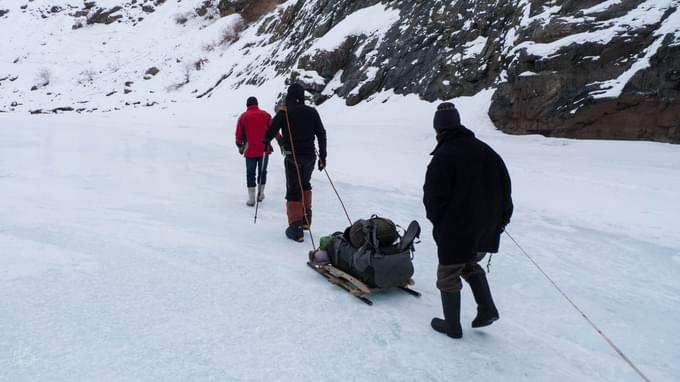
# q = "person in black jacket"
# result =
<box><xmin>423</xmin><ymin>102</ymin><xmax>513</xmax><ymax>339</ymax></box>
<box><xmin>263</xmin><ymin>83</ymin><xmax>327</xmax><ymax>242</ymax></box>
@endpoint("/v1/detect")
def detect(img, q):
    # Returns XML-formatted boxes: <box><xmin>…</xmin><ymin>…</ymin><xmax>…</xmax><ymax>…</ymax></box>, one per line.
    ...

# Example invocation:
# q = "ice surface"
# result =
<box><xmin>1</xmin><ymin>1</ymin><xmax>679</xmax><ymax>381</ymax></box>
<box><xmin>1</xmin><ymin>85</ymin><xmax>679</xmax><ymax>381</ymax></box>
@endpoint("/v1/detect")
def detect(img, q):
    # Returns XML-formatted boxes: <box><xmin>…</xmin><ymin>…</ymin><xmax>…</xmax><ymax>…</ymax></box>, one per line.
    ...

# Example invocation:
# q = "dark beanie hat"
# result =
<box><xmin>287</xmin><ymin>83</ymin><xmax>305</xmax><ymax>103</ymax></box>
<box><xmin>246</xmin><ymin>96</ymin><xmax>258</xmax><ymax>106</ymax></box>
<box><xmin>433</xmin><ymin>102</ymin><xmax>461</xmax><ymax>131</ymax></box>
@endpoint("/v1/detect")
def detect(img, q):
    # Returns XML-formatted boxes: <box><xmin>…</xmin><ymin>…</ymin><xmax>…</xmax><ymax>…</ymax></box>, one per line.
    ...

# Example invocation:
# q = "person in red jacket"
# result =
<box><xmin>235</xmin><ymin>96</ymin><xmax>276</xmax><ymax>206</ymax></box>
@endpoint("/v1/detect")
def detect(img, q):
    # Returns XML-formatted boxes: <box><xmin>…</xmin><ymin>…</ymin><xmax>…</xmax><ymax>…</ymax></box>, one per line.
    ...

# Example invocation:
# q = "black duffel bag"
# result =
<box><xmin>327</xmin><ymin>216</ymin><xmax>420</xmax><ymax>289</ymax></box>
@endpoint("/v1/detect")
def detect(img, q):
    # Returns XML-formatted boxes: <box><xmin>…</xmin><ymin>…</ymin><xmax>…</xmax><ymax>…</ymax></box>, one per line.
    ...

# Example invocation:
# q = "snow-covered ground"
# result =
<box><xmin>1</xmin><ymin>85</ymin><xmax>679</xmax><ymax>381</ymax></box>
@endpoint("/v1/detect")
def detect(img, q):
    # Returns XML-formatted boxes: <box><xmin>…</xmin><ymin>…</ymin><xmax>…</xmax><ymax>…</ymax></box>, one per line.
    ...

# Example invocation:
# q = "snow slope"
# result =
<box><xmin>1</xmin><ymin>83</ymin><xmax>679</xmax><ymax>381</ymax></box>
<box><xmin>0</xmin><ymin>0</ymin><xmax>260</xmax><ymax>112</ymax></box>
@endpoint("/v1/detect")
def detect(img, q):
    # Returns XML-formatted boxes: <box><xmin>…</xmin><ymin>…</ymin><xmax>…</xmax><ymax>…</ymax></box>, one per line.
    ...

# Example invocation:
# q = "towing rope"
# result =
<box><xmin>316</xmin><ymin>149</ymin><xmax>352</xmax><ymax>226</ymax></box>
<box><xmin>505</xmin><ymin>230</ymin><xmax>650</xmax><ymax>382</ymax></box>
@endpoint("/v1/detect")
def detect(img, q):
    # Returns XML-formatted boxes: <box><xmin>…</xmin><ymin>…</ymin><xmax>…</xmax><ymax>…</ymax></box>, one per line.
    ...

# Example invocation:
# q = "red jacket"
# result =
<box><xmin>235</xmin><ymin>105</ymin><xmax>273</xmax><ymax>158</ymax></box>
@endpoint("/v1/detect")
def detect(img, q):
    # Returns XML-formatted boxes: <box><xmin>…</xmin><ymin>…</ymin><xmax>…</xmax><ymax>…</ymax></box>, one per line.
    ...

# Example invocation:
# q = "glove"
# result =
<box><xmin>236</xmin><ymin>142</ymin><xmax>245</xmax><ymax>155</ymax></box>
<box><xmin>318</xmin><ymin>159</ymin><xmax>326</xmax><ymax>171</ymax></box>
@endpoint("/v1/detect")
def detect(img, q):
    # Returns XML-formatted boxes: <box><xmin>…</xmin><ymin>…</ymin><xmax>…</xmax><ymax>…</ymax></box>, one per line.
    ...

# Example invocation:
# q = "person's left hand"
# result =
<box><xmin>318</xmin><ymin>159</ymin><xmax>326</xmax><ymax>171</ymax></box>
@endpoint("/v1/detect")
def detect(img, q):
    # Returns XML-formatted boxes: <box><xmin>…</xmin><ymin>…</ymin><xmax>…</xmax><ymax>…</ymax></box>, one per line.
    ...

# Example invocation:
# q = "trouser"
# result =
<box><xmin>436</xmin><ymin>252</ymin><xmax>488</xmax><ymax>293</ymax></box>
<box><xmin>284</xmin><ymin>154</ymin><xmax>315</xmax><ymax>201</ymax></box>
<box><xmin>245</xmin><ymin>155</ymin><xmax>269</xmax><ymax>188</ymax></box>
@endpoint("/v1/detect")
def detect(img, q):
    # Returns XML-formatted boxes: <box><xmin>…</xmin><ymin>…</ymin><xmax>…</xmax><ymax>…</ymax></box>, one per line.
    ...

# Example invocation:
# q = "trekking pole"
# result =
<box><xmin>253</xmin><ymin>152</ymin><xmax>267</xmax><ymax>224</ymax></box>
<box><xmin>283</xmin><ymin>109</ymin><xmax>317</xmax><ymax>250</ymax></box>
<box><xmin>504</xmin><ymin>230</ymin><xmax>651</xmax><ymax>382</ymax></box>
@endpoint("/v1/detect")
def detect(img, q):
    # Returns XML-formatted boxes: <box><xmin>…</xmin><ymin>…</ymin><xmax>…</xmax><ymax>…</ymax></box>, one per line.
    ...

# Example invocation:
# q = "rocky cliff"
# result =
<box><xmin>230</xmin><ymin>0</ymin><xmax>680</xmax><ymax>142</ymax></box>
<box><xmin>1</xmin><ymin>0</ymin><xmax>678</xmax><ymax>142</ymax></box>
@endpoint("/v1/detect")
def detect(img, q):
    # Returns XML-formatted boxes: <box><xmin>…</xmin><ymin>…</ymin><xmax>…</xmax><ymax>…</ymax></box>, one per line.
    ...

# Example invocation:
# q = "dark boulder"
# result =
<box><xmin>87</xmin><ymin>6</ymin><xmax>123</xmax><ymax>25</ymax></box>
<box><xmin>145</xmin><ymin>67</ymin><xmax>160</xmax><ymax>76</ymax></box>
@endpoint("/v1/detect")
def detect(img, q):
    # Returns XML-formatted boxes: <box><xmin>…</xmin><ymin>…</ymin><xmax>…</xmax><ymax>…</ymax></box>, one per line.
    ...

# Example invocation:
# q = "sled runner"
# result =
<box><xmin>307</xmin><ymin>261</ymin><xmax>421</xmax><ymax>306</ymax></box>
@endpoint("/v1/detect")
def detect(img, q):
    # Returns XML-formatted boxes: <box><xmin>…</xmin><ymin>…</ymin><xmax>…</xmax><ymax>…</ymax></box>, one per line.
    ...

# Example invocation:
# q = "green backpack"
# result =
<box><xmin>348</xmin><ymin>215</ymin><xmax>399</xmax><ymax>249</ymax></box>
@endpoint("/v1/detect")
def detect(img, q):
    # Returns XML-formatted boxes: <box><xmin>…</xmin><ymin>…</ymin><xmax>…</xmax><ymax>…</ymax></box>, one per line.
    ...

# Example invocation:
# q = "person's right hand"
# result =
<box><xmin>318</xmin><ymin>159</ymin><xmax>326</xmax><ymax>171</ymax></box>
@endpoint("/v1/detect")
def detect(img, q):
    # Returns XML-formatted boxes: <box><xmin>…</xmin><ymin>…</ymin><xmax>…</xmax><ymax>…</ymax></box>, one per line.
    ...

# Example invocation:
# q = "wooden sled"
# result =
<box><xmin>307</xmin><ymin>262</ymin><xmax>421</xmax><ymax>306</ymax></box>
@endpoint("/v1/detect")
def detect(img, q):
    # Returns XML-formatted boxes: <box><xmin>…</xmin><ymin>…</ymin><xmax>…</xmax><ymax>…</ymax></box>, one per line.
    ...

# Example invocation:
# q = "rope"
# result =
<box><xmin>283</xmin><ymin>108</ymin><xmax>316</xmax><ymax>250</ymax></box>
<box><xmin>504</xmin><ymin>230</ymin><xmax>651</xmax><ymax>382</ymax></box>
<box><xmin>319</xmin><ymin>159</ymin><xmax>352</xmax><ymax>226</ymax></box>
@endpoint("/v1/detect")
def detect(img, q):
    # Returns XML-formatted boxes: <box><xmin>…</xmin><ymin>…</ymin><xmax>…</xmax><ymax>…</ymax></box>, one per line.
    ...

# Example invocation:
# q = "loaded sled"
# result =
<box><xmin>308</xmin><ymin>217</ymin><xmax>422</xmax><ymax>305</ymax></box>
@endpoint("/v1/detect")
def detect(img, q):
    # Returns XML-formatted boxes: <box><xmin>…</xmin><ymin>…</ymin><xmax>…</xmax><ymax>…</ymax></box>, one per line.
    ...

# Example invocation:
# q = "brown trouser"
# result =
<box><xmin>436</xmin><ymin>253</ymin><xmax>487</xmax><ymax>293</ymax></box>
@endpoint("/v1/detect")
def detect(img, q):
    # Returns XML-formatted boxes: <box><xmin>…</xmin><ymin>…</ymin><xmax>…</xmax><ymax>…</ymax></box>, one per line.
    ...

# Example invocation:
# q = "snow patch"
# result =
<box><xmin>322</xmin><ymin>70</ymin><xmax>344</xmax><ymax>97</ymax></box>
<box><xmin>583</xmin><ymin>0</ymin><xmax>623</xmax><ymax>15</ymax></box>
<box><xmin>519</xmin><ymin>71</ymin><xmax>537</xmax><ymax>77</ymax></box>
<box><xmin>295</xmin><ymin>70</ymin><xmax>326</xmax><ymax>87</ymax></box>
<box><xmin>306</xmin><ymin>4</ymin><xmax>400</xmax><ymax>53</ymax></box>
<box><xmin>464</xmin><ymin>36</ymin><xmax>488</xmax><ymax>57</ymax></box>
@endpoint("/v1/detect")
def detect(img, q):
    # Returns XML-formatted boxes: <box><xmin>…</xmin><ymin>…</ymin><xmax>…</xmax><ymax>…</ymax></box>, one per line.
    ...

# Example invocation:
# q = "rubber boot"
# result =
<box><xmin>246</xmin><ymin>187</ymin><xmax>256</xmax><ymax>207</ymax></box>
<box><xmin>465</xmin><ymin>272</ymin><xmax>499</xmax><ymax>328</ymax></box>
<box><xmin>430</xmin><ymin>291</ymin><xmax>463</xmax><ymax>338</ymax></box>
<box><xmin>286</xmin><ymin>221</ymin><xmax>304</xmax><ymax>242</ymax></box>
<box><xmin>257</xmin><ymin>184</ymin><xmax>265</xmax><ymax>202</ymax></box>
<box><xmin>302</xmin><ymin>190</ymin><xmax>312</xmax><ymax>230</ymax></box>
<box><xmin>285</xmin><ymin>201</ymin><xmax>304</xmax><ymax>242</ymax></box>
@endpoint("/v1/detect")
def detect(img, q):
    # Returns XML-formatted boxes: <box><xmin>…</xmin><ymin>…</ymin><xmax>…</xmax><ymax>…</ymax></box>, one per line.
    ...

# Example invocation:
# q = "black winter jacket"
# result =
<box><xmin>423</xmin><ymin>127</ymin><xmax>513</xmax><ymax>265</ymax></box>
<box><xmin>264</xmin><ymin>100</ymin><xmax>327</xmax><ymax>161</ymax></box>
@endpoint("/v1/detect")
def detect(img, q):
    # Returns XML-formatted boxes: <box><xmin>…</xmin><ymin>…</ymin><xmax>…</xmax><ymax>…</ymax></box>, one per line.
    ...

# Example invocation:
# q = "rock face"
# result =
<box><xmin>488</xmin><ymin>0</ymin><xmax>680</xmax><ymax>143</ymax></box>
<box><xmin>225</xmin><ymin>0</ymin><xmax>679</xmax><ymax>143</ymax></box>
<box><xmin>236</xmin><ymin>0</ymin><xmax>518</xmax><ymax>105</ymax></box>
<box><xmin>2</xmin><ymin>0</ymin><xmax>678</xmax><ymax>142</ymax></box>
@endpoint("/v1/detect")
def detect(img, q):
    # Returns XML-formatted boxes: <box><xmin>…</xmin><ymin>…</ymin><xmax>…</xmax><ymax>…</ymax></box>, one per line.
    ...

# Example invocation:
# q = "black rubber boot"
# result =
<box><xmin>465</xmin><ymin>272</ymin><xmax>499</xmax><ymax>328</ymax></box>
<box><xmin>431</xmin><ymin>291</ymin><xmax>463</xmax><ymax>338</ymax></box>
<box><xmin>285</xmin><ymin>221</ymin><xmax>304</xmax><ymax>242</ymax></box>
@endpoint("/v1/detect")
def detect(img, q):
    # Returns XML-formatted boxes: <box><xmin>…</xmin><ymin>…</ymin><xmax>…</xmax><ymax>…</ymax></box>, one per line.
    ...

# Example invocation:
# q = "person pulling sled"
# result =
<box><xmin>424</xmin><ymin>102</ymin><xmax>513</xmax><ymax>339</ymax></box>
<box><xmin>263</xmin><ymin>83</ymin><xmax>327</xmax><ymax>242</ymax></box>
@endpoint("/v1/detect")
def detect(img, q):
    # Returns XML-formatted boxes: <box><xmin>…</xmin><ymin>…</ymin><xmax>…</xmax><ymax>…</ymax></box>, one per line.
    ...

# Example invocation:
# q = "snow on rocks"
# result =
<box><xmin>304</xmin><ymin>3</ymin><xmax>400</xmax><ymax>54</ymax></box>
<box><xmin>0</xmin><ymin>0</ymin><xmax>677</xmax><ymax>144</ymax></box>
